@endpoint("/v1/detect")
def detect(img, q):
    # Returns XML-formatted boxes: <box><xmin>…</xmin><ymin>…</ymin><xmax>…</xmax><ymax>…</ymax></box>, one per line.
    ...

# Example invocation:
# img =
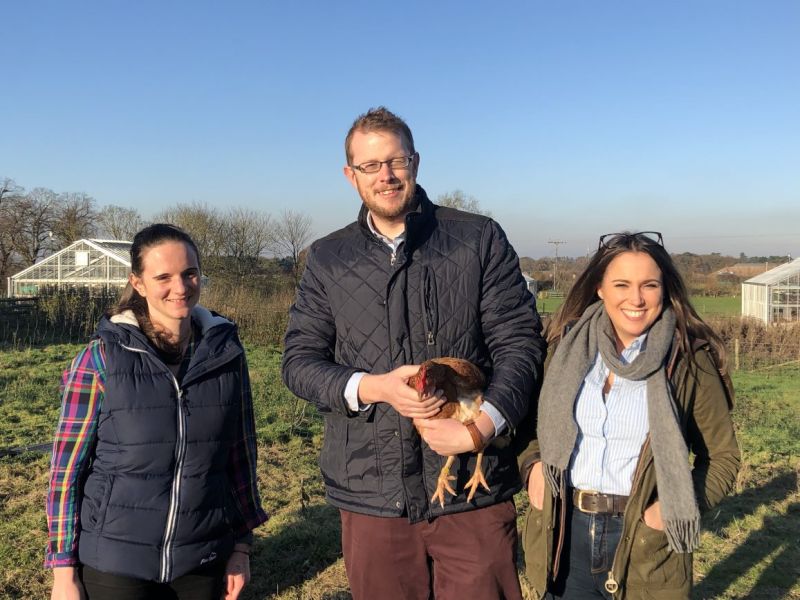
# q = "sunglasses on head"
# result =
<box><xmin>598</xmin><ymin>231</ymin><xmax>664</xmax><ymax>251</ymax></box>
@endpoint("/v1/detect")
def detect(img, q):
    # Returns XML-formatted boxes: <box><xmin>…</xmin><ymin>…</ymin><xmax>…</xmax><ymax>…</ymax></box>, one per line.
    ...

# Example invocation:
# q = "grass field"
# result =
<box><xmin>1</xmin><ymin>343</ymin><xmax>797</xmax><ymax>599</ymax></box>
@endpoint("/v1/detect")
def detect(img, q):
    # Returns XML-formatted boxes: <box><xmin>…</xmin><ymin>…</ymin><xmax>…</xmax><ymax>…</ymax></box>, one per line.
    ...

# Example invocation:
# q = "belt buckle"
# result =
<box><xmin>576</xmin><ymin>489</ymin><xmax>596</xmax><ymax>513</ymax></box>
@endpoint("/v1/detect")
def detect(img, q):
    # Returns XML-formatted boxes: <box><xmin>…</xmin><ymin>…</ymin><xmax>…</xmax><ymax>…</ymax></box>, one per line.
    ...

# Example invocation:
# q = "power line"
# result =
<box><xmin>548</xmin><ymin>240</ymin><xmax>567</xmax><ymax>292</ymax></box>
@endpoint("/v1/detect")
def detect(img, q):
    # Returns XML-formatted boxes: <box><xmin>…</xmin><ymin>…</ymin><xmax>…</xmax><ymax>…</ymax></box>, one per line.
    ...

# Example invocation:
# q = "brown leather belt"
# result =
<box><xmin>572</xmin><ymin>488</ymin><xmax>629</xmax><ymax>515</ymax></box>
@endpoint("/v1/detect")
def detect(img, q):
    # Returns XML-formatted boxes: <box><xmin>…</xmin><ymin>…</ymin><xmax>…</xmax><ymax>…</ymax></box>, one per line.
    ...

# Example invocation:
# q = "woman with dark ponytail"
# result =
<box><xmin>46</xmin><ymin>224</ymin><xmax>267</xmax><ymax>600</ymax></box>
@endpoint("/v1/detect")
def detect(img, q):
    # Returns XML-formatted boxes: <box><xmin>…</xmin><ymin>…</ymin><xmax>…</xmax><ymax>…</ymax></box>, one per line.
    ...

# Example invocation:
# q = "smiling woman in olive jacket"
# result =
<box><xmin>517</xmin><ymin>232</ymin><xmax>739</xmax><ymax>600</ymax></box>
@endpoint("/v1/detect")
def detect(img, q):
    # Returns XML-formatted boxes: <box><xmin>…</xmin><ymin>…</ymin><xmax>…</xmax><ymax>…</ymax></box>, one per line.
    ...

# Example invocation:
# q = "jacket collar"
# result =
<box><xmin>357</xmin><ymin>185</ymin><xmax>435</xmax><ymax>253</ymax></box>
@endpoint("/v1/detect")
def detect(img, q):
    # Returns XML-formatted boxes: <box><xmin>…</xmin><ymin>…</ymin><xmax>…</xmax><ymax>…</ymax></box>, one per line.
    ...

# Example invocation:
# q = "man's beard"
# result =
<box><xmin>358</xmin><ymin>177</ymin><xmax>418</xmax><ymax>220</ymax></box>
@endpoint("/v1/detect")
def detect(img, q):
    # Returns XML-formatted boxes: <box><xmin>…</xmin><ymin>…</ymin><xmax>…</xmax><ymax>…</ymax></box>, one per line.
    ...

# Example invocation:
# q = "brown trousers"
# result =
<box><xmin>340</xmin><ymin>500</ymin><xmax>522</xmax><ymax>600</ymax></box>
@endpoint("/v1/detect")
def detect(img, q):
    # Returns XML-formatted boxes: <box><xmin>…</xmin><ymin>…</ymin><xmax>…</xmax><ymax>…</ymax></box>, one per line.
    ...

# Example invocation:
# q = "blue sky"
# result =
<box><xmin>2</xmin><ymin>1</ymin><xmax>798</xmax><ymax>258</ymax></box>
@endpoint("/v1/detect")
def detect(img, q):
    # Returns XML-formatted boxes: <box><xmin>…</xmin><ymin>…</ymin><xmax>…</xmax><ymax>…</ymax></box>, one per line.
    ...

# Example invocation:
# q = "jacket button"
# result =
<box><xmin>394</xmin><ymin>430</ymin><xmax>400</xmax><ymax>437</ymax></box>
<box><xmin>395</xmin><ymin>501</ymin><xmax>402</xmax><ymax>509</ymax></box>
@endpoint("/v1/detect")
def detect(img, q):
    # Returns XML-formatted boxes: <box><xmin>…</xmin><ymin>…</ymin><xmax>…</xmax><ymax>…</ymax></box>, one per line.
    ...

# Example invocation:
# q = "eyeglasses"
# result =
<box><xmin>350</xmin><ymin>153</ymin><xmax>417</xmax><ymax>174</ymax></box>
<box><xmin>598</xmin><ymin>231</ymin><xmax>664</xmax><ymax>251</ymax></box>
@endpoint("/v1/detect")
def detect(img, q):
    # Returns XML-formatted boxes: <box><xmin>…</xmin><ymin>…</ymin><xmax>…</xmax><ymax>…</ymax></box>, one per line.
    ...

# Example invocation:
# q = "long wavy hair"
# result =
<box><xmin>547</xmin><ymin>232</ymin><xmax>727</xmax><ymax>371</ymax></box>
<box><xmin>108</xmin><ymin>224</ymin><xmax>201</xmax><ymax>361</ymax></box>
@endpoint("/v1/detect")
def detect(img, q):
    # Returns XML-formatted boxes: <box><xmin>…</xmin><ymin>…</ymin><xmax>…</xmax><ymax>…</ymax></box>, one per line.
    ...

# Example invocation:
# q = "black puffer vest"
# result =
<box><xmin>78</xmin><ymin>308</ymin><xmax>245</xmax><ymax>582</ymax></box>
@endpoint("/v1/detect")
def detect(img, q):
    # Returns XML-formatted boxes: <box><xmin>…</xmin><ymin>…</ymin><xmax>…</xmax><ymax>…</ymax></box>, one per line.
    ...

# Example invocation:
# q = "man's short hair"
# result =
<box><xmin>345</xmin><ymin>107</ymin><xmax>415</xmax><ymax>165</ymax></box>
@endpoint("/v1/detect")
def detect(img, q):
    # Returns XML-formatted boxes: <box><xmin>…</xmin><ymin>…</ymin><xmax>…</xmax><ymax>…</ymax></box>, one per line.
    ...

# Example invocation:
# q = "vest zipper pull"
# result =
<box><xmin>426</xmin><ymin>331</ymin><xmax>435</xmax><ymax>346</ymax></box>
<box><xmin>390</xmin><ymin>250</ymin><xmax>397</xmax><ymax>266</ymax></box>
<box><xmin>178</xmin><ymin>389</ymin><xmax>190</xmax><ymax>415</ymax></box>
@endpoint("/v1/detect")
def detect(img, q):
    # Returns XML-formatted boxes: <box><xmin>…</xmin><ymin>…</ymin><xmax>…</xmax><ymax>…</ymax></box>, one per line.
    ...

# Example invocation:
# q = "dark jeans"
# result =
<box><xmin>80</xmin><ymin>561</ymin><xmax>226</xmax><ymax>600</ymax></box>
<box><xmin>550</xmin><ymin>507</ymin><xmax>624</xmax><ymax>599</ymax></box>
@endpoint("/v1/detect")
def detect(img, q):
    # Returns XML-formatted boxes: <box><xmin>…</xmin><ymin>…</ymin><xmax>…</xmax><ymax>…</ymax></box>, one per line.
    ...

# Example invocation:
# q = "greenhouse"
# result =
<box><xmin>741</xmin><ymin>257</ymin><xmax>800</xmax><ymax>324</ymax></box>
<box><xmin>8</xmin><ymin>239</ymin><xmax>131</xmax><ymax>297</ymax></box>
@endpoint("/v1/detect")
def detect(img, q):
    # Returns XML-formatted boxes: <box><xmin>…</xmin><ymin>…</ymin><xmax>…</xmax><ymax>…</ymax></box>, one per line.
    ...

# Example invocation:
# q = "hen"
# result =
<box><xmin>408</xmin><ymin>357</ymin><xmax>490</xmax><ymax>508</ymax></box>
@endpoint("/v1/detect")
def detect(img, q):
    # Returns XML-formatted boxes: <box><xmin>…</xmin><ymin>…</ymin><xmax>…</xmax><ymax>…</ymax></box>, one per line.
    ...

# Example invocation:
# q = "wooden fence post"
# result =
<box><xmin>734</xmin><ymin>338</ymin><xmax>740</xmax><ymax>371</ymax></box>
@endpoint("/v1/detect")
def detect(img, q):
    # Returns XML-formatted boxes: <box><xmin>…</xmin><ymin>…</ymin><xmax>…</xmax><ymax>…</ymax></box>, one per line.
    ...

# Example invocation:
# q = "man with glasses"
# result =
<box><xmin>282</xmin><ymin>107</ymin><xmax>546</xmax><ymax>600</ymax></box>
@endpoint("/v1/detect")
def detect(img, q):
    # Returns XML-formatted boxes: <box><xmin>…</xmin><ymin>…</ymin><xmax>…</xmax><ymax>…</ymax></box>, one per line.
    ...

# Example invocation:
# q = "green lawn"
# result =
<box><xmin>1</xmin><ymin>343</ymin><xmax>797</xmax><ymax>599</ymax></box>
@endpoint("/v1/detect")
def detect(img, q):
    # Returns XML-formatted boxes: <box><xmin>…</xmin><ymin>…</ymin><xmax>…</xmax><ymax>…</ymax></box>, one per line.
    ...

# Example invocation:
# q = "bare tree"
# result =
<box><xmin>154</xmin><ymin>202</ymin><xmax>225</xmax><ymax>268</ymax></box>
<box><xmin>51</xmin><ymin>192</ymin><xmax>97</xmax><ymax>246</ymax></box>
<box><xmin>221</xmin><ymin>207</ymin><xmax>273</xmax><ymax>278</ymax></box>
<box><xmin>12</xmin><ymin>187</ymin><xmax>60</xmax><ymax>266</ymax></box>
<box><xmin>435</xmin><ymin>190</ymin><xmax>491</xmax><ymax>217</ymax></box>
<box><xmin>0</xmin><ymin>178</ymin><xmax>24</xmax><ymax>293</ymax></box>
<box><xmin>96</xmin><ymin>205</ymin><xmax>144</xmax><ymax>241</ymax></box>
<box><xmin>271</xmin><ymin>209</ymin><xmax>312</xmax><ymax>285</ymax></box>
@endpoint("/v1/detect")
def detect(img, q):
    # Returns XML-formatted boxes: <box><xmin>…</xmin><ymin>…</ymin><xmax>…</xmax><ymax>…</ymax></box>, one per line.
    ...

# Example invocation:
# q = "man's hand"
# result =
<box><xmin>414</xmin><ymin>412</ymin><xmax>494</xmax><ymax>456</ymax></box>
<box><xmin>51</xmin><ymin>567</ymin><xmax>85</xmax><ymax>600</ymax></box>
<box><xmin>358</xmin><ymin>366</ymin><xmax>444</xmax><ymax>418</ymax></box>
<box><xmin>223</xmin><ymin>549</ymin><xmax>251</xmax><ymax>600</ymax></box>
<box><xmin>527</xmin><ymin>461</ymin><xmax>545</xmax><ymax>510</ymax></box>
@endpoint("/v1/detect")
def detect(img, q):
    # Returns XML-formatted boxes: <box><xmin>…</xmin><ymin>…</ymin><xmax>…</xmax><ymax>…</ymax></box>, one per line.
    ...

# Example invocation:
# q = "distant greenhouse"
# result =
<box><xmin>8</xmin><ymin>239</ymin><xmax>131</xmax><ymax>297</ymax></box>
<box><xmin>741</xmin><ymin>257</ymin><xmax>800</xmax><ymax>324</ymax></box>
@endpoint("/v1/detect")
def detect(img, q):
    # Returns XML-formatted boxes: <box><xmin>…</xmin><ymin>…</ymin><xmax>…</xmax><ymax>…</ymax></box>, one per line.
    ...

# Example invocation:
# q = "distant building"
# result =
<box><xmin>522</xmin><ymin>273</ymin><xmax>539</xmax><ymax>296</ymax></box>
<box><xmin>741</xmin><ymin>258</ymin><xmax>800</xmax><ymax>324</ymax></box>
<box><xmin>8</xmin><ymin>239</ymin><xmax>131</xmax><ymax>297</ymax></box>
<box><xmin>713</xmin><ymin>263</ymin><xmax>771</xmax><ymax>279</ymax></box>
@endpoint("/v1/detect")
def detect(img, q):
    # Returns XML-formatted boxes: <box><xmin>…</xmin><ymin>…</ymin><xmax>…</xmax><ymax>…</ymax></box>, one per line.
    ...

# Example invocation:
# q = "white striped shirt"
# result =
<box><xmin>568</xmin><ymin>333</ymin><xmax>649</xmax><ymax>495</ymax></box>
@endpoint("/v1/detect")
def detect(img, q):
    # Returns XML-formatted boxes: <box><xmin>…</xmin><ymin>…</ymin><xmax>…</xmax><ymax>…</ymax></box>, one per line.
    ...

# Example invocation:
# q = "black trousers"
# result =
<box><xmin>80</xmin><ymin>560</ymin><xmax>226</xmax><ymax>600</ymax></box>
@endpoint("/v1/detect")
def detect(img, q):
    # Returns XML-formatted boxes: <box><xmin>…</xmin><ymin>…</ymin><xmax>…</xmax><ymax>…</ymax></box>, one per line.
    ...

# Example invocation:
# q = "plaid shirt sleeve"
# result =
<box><xmin>227</xmin><ymin>354</ymin><xmax>268</xmax><ymax>537</ymax></box>
<box><xmin>45</xmin><ymin>340</ymin><xmax>106</xmax><ymax>568</ymax></box>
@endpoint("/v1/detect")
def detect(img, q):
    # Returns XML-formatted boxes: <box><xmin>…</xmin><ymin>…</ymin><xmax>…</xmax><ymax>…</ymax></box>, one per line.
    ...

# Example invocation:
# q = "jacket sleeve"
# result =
<box><xmin>687</xmin><ymin>348</ymin><xmax>740</xmax><ymax>513</ymax></box>
<box><xmin>478</xmin><ymin>219</ymin><xmax>547</xmax><ymax>430</ymax></box>
<box><xmin>281</xmin><ymin>242</ymin><xmax>362</xmax><ymax>416</ymax></box>
<box><xmin>46</xmin><ymin>340</ymin><xmax>105</xmax><ymax>568</ymax></box>
<box><xmin>226</xmin><ymin>353</ymin><xmax>269</xmax><ymax>536</ymax></box>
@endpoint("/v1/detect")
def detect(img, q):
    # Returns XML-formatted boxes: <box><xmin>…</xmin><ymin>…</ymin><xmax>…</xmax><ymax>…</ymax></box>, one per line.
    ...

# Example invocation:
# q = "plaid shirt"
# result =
<box><xmin>45</xmin><ymin>333</ymin><xmax>267</xmax><ymax>568</ymax></box>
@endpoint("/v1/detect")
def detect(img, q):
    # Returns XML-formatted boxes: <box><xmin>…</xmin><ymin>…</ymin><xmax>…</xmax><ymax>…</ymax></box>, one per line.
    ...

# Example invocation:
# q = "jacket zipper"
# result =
<box><xmin>421</xmin><ymin>267</ymin><xmax>437</xmax><ymax>353</ymax></box>
<box><xmin>552</xmin><ymin>474</ymin><xmax>568</xmax><ymax>578</ymax></box>
<box><xmin>605</xmin><ymin>436</ymin><xmax>653</xmax><ymax>595</ymax></box>
<box><xmin>160</xmin><ymin>375</ymin><xmax>188</xmax><ymax>583</ymax></box>
<box><xmin>120</xmin><ymin>343</ymin><xmax>189</xmax><ymax>584</ymax></box>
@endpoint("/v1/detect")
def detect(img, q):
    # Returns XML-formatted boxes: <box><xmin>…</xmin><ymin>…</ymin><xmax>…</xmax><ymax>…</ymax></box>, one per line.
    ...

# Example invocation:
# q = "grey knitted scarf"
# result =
<box><xmin>538</xmin><ymin>302</ymin><xmax>699</xmax><ymax>553</ymax></box>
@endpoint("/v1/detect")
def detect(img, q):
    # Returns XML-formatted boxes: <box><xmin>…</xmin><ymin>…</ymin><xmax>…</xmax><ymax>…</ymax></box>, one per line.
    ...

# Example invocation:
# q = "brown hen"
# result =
<box><xmin>408</xmin><ymin>357</ymin><xmax>490</xmax><ymax>508</ymax></box>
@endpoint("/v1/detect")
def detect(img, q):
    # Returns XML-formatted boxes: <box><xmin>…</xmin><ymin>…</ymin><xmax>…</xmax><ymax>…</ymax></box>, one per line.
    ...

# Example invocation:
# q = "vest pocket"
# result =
<box><xmin>81</xmin><ymin>474</ymin><xmax>115</xmax><ymax>533</ymax></box>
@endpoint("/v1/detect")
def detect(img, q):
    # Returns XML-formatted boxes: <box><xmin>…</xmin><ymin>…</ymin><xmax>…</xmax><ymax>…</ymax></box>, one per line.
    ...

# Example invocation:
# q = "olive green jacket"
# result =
<box><xmin>516</xmin><ymin>340</ymin><xmax>740</xmax><ymax>600</ymax></box>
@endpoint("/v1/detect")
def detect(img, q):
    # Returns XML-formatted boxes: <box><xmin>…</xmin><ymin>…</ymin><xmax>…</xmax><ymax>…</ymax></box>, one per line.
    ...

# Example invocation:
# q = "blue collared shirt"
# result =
<box><xmin>568</xmin><ymin>333</ymin><xmax>649</xmax><ymax>495</ymax></box>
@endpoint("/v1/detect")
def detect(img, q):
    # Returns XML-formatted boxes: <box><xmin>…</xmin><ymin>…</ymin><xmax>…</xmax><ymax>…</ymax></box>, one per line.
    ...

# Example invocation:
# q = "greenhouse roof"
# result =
<box><xmin>744</xmin><ymin>257</ymin><xmax>800</xmax><ymax>286</ymax></box>
<box><xmin>10</xmin><ymin>239</ymin><xmax>131</xmax><ymax>280</ymax></box>
<box><xmin>85</xmin><ymin>239</ymin><xmax>132</xmax><ymax>264</ymax></box>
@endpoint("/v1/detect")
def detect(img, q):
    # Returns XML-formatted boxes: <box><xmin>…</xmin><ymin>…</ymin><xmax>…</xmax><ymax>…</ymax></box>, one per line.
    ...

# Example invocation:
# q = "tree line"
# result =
<box><xmin>0</xmin><ymin>177</ymin><xmax>312</xmax><ymax>294</ymax></box>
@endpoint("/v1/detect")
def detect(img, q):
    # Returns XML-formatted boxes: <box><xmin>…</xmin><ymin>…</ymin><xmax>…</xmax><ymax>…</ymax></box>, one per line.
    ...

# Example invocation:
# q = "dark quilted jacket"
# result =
<box><xmin>282</xmin><ymin>186</ymin><xmax>546</xmax><ymax>521</ymax></box>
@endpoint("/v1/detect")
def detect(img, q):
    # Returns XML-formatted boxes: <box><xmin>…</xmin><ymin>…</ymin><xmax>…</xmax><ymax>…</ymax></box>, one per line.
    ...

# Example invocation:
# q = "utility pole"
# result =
<box><xmin>548</xmin><ymin>240</ymin><xmax>566</xmax><ymax>293</ymax></box>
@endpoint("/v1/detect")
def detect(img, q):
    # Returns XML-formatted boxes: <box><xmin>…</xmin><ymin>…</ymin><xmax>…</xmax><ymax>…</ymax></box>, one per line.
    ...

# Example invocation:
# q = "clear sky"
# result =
<box><xmin>2</xmin><ymin>1</ymin><xmax>798</xmax><ymax>258</ymax></box>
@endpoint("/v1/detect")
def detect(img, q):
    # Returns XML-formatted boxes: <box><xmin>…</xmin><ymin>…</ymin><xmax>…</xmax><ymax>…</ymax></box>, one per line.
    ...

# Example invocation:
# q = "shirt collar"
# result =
<box><xmin>620</xmin><ymin>331</ymin><xmax>649</xmax><ymax>364</ymax></box>
<box><xmin>366</xmin><ymin>211</ymin><xmax>406</xmax><ymax>249</ymax></box>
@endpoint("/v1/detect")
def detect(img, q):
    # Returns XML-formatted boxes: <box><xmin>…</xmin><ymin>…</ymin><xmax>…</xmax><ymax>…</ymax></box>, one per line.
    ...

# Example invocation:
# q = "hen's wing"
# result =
<box><xmin>429</xmin><ymin>357</ymin><xmax>485</xmax><ymax>390</ymax></box>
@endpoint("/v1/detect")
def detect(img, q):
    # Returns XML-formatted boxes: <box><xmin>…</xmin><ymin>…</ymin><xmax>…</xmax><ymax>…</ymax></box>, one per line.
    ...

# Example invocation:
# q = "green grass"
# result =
<box><xmin>1</xmin><ymin>345</ymin><xmax>798</xmax><ymax>599</ymax></box>
<box><xmin>694</xmin><ymin>365</ymin><xmax>800</xmax><ymax>600</ymax></box>
<box><xmin>691</xmin><ymin>295</ymin><xmax>742</xmax><ymax>317</ymax></box>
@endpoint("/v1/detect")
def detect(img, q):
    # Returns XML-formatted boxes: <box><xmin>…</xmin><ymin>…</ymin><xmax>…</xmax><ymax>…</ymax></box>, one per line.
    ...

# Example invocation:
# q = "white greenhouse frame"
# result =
<box><xmin>741</xmin><ymin>257</ymin><xmax>800</xmax><ymax>324</ymax></box>
<box><xmin>8</xmin><ymin>239</ymin><xmax>131</xmax><ymax>297</ymax></box>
